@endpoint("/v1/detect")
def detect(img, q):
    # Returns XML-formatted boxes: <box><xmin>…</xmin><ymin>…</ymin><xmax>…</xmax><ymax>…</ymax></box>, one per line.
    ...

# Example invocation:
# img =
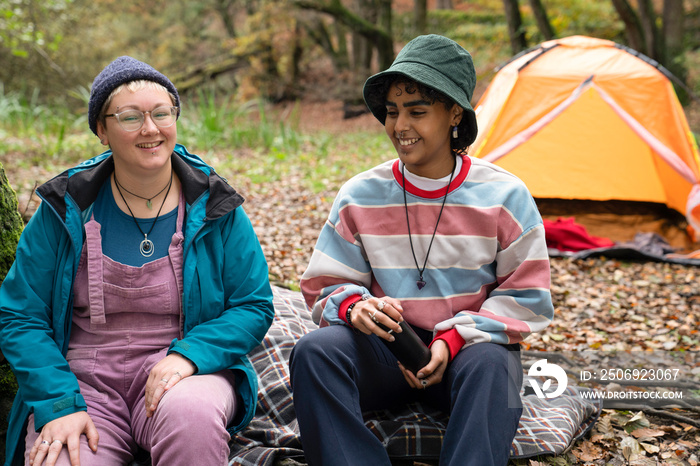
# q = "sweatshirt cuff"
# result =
<box><xmin>338</xmin><ymin>295</ymin><xmax>363</xmax><ymax>325</ymax></box>
<box><xmin>431</xmin><ymin>329</ymin><xmax>465</xmax><ymax>361</ymax></box>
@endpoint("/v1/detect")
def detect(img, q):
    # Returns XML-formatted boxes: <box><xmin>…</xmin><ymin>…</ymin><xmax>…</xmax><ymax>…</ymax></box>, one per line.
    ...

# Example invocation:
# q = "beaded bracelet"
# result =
<box><xmin>346</xmin><ymin>302</ymin><xmax>357</xmax><ymax>326</ymax></box>
<box><xmin>346</xmin><ymin>294</ymin><xmax>371</xmax><ymax>327</ymax></box>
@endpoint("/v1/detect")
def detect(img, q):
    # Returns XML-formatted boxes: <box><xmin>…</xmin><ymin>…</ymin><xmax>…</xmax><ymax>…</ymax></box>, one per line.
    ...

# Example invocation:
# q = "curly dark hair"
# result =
<box><xmin>364</xmin><ymin>75</ymin><xmax>473</xmax><ymax>153</ymax></box>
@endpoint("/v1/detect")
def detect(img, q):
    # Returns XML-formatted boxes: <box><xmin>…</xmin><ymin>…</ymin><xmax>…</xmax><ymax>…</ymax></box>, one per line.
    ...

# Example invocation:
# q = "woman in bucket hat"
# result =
<box><xmin>290</xmin><ymin>35</ymin><xmax>553</xmax><ymax>465</ymax></box>
<box><xmin>0</xmin><ymin>56</ymin><xmax>274</xmax><ymax>465</ymax></box>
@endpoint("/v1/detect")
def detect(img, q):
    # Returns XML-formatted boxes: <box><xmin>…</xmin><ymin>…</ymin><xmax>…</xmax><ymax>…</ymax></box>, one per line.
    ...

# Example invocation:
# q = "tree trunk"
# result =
<box><xmin>214</xmin><ymin>0</ymin><xmax>237</xmax><ymax>38</ymax></box>
<box><xmin>290</xmin><ymin>22</ymin><xmax>303</xmax><ymax>85</ymax></box>
<box><xmin>334</xmin><ymin>20</ymin><xmax>350</xmax><ymax>70</ymax></box>
<box><xmin>502</xmin><ymin>0</ymin><xmax>527</xmax><ymax>54</ymax></box>
<box><xmin>611</xmin><ymin>0</ymin><xmax>646</xmax><ymax>54</ymax></box>
<box><xmin>303</xmin><ymin>16</ymin><xmax>349</xmax><ymax>71</ymax></box>
<box><xmin>0</xmin><ymin>161</ymin><xmax>18</xmax><ymax>463</ymax></box>
<box><xmin>436</xmin><ymin>0</ymin><xmax>452</xmax><ymax>9</ymax></box>
<box><xmin>377</xmin><ymin>0</ymin><xmax>394</xmax><ymax>69</ymax></box>
<box><xmin>414</xmin><ymin>0</ymin><xmax>427</xmax><ymax>35</ymax></box>
<box><xmin>351</xmin><ymin>0</ymin><xmax>377</xmax><ymax>72</ymax></box>
<box><xmin>527</xmin><ymin>0</ymin><xmax>555</xmax><ymax>40</ymax></box>
<box><xmin>0</xmin><ymin>162</ymin><xmax>23</xmax><ymax>284</ymax></box>
<box><xmin>170</xmin><ymin>54</ymin><xmax>252</xmax><ymax>92</ymax></box>
<box><xmin>662</xmin><ymin>0</ymin><xmax>683</xmax><ymax>60</ymax></box>
<box><xmin>637</xmin><ymin>0</ymin><xmax>663</xmax><ymax>60</ymax></box>
<box><xmin>662</xmin><ymin>0</ymin><xmax>688</xmax><ymax>103</ymax></box>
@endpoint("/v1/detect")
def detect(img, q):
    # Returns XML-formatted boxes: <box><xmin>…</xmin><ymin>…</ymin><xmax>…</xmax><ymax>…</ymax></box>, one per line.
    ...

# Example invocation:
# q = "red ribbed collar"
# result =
<box><xmin>392</xmin><ymin>154</ymin><xmax>470</xmax><ymax>199</ymax></box>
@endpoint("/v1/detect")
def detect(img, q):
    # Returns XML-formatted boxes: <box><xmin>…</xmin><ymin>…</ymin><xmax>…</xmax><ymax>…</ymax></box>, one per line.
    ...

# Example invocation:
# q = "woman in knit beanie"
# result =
<box><xmin>0</xmin><ymin>56</ymin><xmax>274</xmax><ymax>465</ymax></box>
<box><xmin>290</xmin><ymin>34</ymin><xmax>553</xmax><ymax>465</ymax></box>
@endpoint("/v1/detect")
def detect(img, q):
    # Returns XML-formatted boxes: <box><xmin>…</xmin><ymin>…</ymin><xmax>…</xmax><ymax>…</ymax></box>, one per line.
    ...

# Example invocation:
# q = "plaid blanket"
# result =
<box><xmin>228</xmin><ymin>286</ymin><xmax>602</xmax><ymax>465</ymax></box>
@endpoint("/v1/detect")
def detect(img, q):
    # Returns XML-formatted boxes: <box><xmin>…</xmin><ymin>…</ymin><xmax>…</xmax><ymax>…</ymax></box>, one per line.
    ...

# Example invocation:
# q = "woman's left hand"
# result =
<box><xmin>398</xmin><ymin>339</ymin><xmax>450</xmax><ymax>390</ymax></box>
<box><xmin>145</xmin><ymin>354</ymin><xmax>196</xmax><ymax>417</ymax></box>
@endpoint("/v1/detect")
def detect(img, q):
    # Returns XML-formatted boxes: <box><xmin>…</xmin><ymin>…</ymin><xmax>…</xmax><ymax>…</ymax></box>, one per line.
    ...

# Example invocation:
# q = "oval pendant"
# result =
<box><xmin>140</xmin><ymin>237</ymin><xmax>155</xmax><ymax>257</ymax></box>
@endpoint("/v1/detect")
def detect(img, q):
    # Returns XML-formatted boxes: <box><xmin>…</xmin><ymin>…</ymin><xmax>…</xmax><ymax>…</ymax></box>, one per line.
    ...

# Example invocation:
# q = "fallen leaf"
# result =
<box><xmin>631</xmin><ymin>427</ymin><xmax>666</xmax><ymax>439</ymax></box>
<box><xmin>572</xmin><ymin>439</ymin><xmax>603</xmax><ymax>461</ymax></box>
<box><xmin>624</xmin><ymin>411</ymin><xmax>651</xmax><ymax>433</ymax></box>
<box><xmin>640</xmin><ymin>442</ymin><xmax>660</xmax><ymax>454</ymax></box>
<box><xmin>621</xmin><ymin>436</ymin><xmax>643</xmax><ymax>461</ymax></box>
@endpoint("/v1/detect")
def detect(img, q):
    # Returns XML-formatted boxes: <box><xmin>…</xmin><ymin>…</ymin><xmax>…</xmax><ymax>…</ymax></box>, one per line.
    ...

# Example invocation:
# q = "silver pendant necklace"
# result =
<box><xmin>113</xmin><ymin>169</ymin><xmax>173</xmax><ymax>258</ymax></box>
<box><xmin>401</xmin><ymin>158</ymin><xmax>456</xmax><ymax>290</ymax></box>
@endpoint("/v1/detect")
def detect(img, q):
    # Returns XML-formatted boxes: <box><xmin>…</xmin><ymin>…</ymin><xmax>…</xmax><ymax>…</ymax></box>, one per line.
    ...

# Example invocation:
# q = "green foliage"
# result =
<box><xmin>179</xmin><ymin>91</ymin><xmax>304</xmax><ymax>155</ymax></box>
<box><xmin>226</xmin><ymin>129</ymin><xmax>390</xmax><ymax>193</ymax></box>
<box><xmin>0</xmin><ymin>84</ymin><xmax>92</xmax><ymax>164</ymax></box>
<box><xmin>424</xmin><ymin>0</ymin><xmax>623</xmax><ymax>47</ymax></box>
<box><xmin>0</xmin><ymin>0</ymin><xmax>72</xmax><ymax>56</ymax></box>
<box><xmin>542</xmin><ymin>0</ymin><xmax>621</xmax><ymax>40</ymax></box>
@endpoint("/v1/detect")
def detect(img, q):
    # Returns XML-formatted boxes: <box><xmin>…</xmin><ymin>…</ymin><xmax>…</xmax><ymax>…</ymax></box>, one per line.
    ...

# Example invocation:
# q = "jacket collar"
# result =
<box><xmin>36</xmin><ymin>145</ymin><xmax>243</xmax><ymax>222</ymax></box>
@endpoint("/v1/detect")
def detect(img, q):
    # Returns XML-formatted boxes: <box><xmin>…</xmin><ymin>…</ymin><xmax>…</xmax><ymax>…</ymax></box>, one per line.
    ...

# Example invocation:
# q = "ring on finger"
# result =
<box><xmin>377</xmin><ymin>300</ymin><xmax>386</xmax><ymax>311</ymax></box>
<box><xmin>41</xmin><ymin>440</ymin><xmax>50</xmax><ymax>446</ymax></box>
<box><xmin>52</xmin><ymin>439</ymin><xmax>63</xmax><ymax>445</ymax></box>
<box><xmin>173</xmin><ymin>371</ymin><xmax>182</xmax><ymax>379</ymax></box>
<box><xmin>160</xmin><ymin>378</ymin><xmax>169</xmax><ymax>383</ymax></box>
<box><xmin>421</xmin><ymin>380</ymin><xmax>428</xmax><ymax>388</ymax></box>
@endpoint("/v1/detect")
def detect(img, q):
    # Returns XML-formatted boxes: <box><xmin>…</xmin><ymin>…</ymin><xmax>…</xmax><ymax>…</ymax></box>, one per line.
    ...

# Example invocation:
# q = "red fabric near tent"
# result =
<box><xmin>543</xmin><ymin>217</ymin><xmax>615</xmax><ymax>252</ymax></box>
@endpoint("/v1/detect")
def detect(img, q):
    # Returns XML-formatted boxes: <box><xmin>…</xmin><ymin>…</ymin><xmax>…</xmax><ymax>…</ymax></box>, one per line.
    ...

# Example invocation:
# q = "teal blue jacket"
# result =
<box><xmin>0</xmin><ymin>144</ymin><xmax>274</xmax><ymax>465</ymax></box>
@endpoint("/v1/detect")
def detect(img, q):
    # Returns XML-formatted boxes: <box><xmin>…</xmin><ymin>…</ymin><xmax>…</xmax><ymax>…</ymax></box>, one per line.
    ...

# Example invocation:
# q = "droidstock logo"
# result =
<box><xmin>528</xmin><ymin>359</ymin><xmax>568</xmax><ymax>399</ymax></box>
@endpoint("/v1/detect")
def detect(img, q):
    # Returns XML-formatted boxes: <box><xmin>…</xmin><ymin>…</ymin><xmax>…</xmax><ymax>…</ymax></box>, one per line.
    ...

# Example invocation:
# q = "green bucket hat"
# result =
<box><xmin>363</xmin><ymin>34</ymin><xmax>478</xmax><ymax>146</ymax></box>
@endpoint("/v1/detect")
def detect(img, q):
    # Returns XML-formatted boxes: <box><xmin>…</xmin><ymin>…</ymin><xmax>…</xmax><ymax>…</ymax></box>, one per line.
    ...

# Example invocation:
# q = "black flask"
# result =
<box><xmin>377</xmin><ymin>320</ymin><xmax>432</xmax><ymax>374</ymax></box>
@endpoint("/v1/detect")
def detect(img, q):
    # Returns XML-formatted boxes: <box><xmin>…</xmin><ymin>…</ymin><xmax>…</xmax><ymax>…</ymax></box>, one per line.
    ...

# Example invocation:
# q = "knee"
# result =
<box><xmin>289</xmin><ymin>327</ymin><xmax>354</xmax><ymax>387</ymax></box>
<box><xmin>290</xmin><ymin>328</ymin><xmax>347</xmax><ymax>371</ymax></box>
<box><xmin>451</xmin><ymin>343</ymin><xmax>520</xmax><ymax>386</ymax></box>
<box><xmin>154</xmin><ymin>384</ymin><xmax>230</xmax><ymax>431</ymax></box>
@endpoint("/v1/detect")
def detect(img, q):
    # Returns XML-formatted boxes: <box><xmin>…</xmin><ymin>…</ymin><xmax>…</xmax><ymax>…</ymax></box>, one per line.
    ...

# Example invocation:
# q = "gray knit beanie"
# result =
<box><xmin>88</xmin><ymin>56</ymin><xmax>180</xmax><ymax>135</ymax></box>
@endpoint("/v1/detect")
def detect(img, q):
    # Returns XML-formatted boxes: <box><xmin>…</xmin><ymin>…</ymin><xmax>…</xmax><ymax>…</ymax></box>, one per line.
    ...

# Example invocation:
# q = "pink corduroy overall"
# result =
<box><xmin>25</xmin><ymin>193</ymin><xmax>238</xmax><ymax>466</ymax></box>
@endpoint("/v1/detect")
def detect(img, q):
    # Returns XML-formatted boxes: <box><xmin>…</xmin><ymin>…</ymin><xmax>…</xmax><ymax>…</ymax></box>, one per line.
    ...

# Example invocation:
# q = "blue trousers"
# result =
<box><xmin>289</xmin><ymin>324</ymin><xmax>523</xmax><ymax>466</ymax></box>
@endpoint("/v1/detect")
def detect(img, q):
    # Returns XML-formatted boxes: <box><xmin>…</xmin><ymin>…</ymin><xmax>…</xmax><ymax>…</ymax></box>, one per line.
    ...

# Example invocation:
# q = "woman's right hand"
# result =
<box><xmin>29</xmin><ymin>411</ymin><xmax>99</xmax><ymax>466</ymax></box>
<box><xmin>348</xmin><ymin>296</ymin><xmax>403</xmax><ymax>341</ymax></box>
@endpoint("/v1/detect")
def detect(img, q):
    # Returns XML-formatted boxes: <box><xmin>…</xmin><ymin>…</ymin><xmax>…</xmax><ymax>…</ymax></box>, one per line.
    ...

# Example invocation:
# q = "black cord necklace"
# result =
<box><xmin>402</xmin><ymin>158</ymin><xmax>456</xmax><ymax>290</ymax></box>
<box><xmin>114</xmin><ymin>174</ymin><xmax>171</xmax><ymax>209</ymax></box>
<box><xmin>113</xmin><ymin>169</ymin><xmax>173</xmax><ymax>258</ymax></box>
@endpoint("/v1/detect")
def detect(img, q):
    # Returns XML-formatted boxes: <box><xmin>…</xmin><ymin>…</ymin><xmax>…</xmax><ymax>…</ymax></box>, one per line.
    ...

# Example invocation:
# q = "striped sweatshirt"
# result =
<box><xmin>300</xmin><ymin>154</ymin><xmax>554</xmax><ymax>354</ymax></box>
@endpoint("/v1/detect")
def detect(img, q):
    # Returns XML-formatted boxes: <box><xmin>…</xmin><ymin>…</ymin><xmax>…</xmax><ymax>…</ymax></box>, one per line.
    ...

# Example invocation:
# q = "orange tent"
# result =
<box><xmin>472</xmin><ymin>36</ymin><xmax>700</xmax><ymax>244</ymax></box>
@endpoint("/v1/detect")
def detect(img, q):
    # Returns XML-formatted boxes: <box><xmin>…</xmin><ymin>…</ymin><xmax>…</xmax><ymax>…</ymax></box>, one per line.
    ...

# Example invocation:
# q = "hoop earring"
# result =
<box><xmin>452</xmin><ymin>126</ymin><xmax>458</xmax><ymax>139</ymax></box>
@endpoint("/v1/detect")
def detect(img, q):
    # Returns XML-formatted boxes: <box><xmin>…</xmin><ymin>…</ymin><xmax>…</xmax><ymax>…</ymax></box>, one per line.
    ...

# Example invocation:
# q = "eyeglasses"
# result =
<box><xmin>104</xmin><ymin>106</ymin><xmax>180</xmax><ymax>132</ymax></box>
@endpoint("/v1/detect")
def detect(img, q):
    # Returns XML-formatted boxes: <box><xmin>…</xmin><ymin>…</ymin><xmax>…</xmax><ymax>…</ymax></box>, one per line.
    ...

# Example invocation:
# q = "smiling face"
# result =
<box><xmin>384</xmin><ymin>80</ymin><xmax>463</xmax><ymax>179</ymax></box>
<box><xmin>96</xmin><ymin>83</ymin><xmax>177</xmax><ymax>177</ymax></box>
